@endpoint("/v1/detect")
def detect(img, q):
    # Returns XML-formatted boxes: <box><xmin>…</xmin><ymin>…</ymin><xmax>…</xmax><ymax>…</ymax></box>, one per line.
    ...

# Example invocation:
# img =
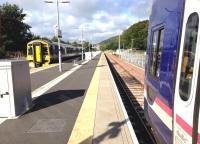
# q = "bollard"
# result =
<box><xmin>73</xmin><ymin>60</ymin><xmax>78</xmax><ymax>66</ymax></box>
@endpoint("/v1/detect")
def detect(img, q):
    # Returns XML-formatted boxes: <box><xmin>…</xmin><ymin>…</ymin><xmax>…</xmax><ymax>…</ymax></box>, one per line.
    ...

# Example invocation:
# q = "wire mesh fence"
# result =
<box><xmin>120</xmin><ymin>50</ymin><xmax>146</xmax><ymax>69</ymax></box>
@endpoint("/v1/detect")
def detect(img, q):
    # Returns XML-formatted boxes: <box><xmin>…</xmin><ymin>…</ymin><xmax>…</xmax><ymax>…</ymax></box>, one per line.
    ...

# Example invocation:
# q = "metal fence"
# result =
<box><xmin>120</xmin><ymin>50</ymin><xmax>146</xmax><ymax>69</ymax></box>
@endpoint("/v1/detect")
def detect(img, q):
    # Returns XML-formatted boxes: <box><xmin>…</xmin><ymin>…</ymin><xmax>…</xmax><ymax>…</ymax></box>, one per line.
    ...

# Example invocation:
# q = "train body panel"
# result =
<box><xmin>173</xmin><ymin>0</ymin><xmax>200</xmax><ymax>143</ymax></box>
<box><xmin>145</xmin><ymin>0</ymin><xmax>200</xmax><ymax>143</ymax></box>
<box><xmin>144</xmin><ymin>98</ymin><xmax>172</xmax><ymax>143</ymax></box>
<box><xmin>145</xmin><ymin>0</ymin><xmax>185</xmax><ymax>143</ymax></box>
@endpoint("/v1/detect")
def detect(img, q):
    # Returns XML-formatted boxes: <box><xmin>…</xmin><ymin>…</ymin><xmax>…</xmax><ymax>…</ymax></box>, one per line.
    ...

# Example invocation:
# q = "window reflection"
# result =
<box><xmin>179</xmin><ymin>13</ymin><xmax>199</xmax><ymax>101</ymax></box>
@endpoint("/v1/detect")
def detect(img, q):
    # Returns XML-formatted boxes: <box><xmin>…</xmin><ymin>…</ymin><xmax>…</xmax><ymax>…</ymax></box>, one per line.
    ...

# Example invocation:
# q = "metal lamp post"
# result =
<box><xmin>80</xmin><ymin>27</ymin><xmax>89</xmax><ymax>61</ymax></box>
<box><xmin>118</xmin><ymin>34</ymin><xmax>121</xmax><ymax>54</ymax></box>
<box><xmin>81</xmin><ymin>28</ymin><xmax>84</xmax><ymax>60</ymax></box>
<box><xmin>44</xmin><ymin>0</ymin><xmax>70</xmax><ymax>72</ymax></box>
<box><xmin>71</xmin><ymin>27</ymin><xmax>87</xmax><ymax>61</ymax></box>
<box><xmin>87</xmin><ymin>31</ymin><xmax>93</xmax><ymax>60</ymax></box>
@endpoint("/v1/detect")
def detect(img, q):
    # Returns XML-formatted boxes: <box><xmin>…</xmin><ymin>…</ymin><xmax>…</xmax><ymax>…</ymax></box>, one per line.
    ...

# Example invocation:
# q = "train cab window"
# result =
<box><xmin>149</xmin><ymin>28</ymin><xmax>164</xmax><ymax>78</ymax></box>
<box><xmin>179</xmin><ymin>13</ymin><xmax>199</xmax><ymax>101</ymax></box>
<box><xmin>28</xmin><ymin>46</ymin><xmax>33</xmax><ymax>55</ymax></box>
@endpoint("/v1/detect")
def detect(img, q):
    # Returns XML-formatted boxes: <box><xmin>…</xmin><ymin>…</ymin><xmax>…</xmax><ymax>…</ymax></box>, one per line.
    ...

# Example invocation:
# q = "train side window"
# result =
<box><xmin>55</xmin><ymin>45</ymin><xmax>59</xmax><ymax>55</ymax></box>
<box><xmin>179</xmin><ymin>13</ymin><xmax>199</xmax><ymax>101</ymax></box>
<box><xmin>149</xmin><ymin>28</ymin><xmax>164</xmax><ymax>78</ymax></box>
<box><xmin>43</xmin><ymin>45</ymin><xmax>48</xmax><ymax>55</ymax></box>
<box><xmin>28</xmin><ymin>46</ymin><xmax>33</xmax><ymax>55</ymax></box>
<box><xmin>60</xmin><ymin>47</ymin><xmax>64</xmax><ymax>54</ymax></box>
<box><xmin>49</xmin><ymin>45</ymin><xmax>54</xmax><ymax>55</ymax></box>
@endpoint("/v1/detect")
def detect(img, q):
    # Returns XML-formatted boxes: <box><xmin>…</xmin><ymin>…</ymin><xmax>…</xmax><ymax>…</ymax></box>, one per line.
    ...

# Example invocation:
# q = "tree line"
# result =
<box><xmin>0</xmin><ymin>3</ymin><xmax>92</xmax><ymax>59</ymax></box>
<box><xmin>0</xmin><ymin>3</ymin><xmax>32</xmax><ymax>58</ymax></box>
<box><xmin>100</xmin><ymin>20</ymin><xmax>149</xmax><ymax>51</ymax></box>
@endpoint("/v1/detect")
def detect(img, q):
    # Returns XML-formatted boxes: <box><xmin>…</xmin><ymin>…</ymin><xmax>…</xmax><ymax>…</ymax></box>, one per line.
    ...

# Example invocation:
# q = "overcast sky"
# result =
<box><xmin>0</xmin><ymin>0</ymin><xmax>152</xmax><ymax>43</ymax></box>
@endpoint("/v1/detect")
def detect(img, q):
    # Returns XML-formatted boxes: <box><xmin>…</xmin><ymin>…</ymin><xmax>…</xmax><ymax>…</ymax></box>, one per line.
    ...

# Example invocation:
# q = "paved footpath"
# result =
<box><xmin>30</xmin><ymin>57</ymin><xmax>82</xmax><ymax>91</ymax></box>
<box><xmin>0</xmin><ymin>54</ymin><xmax>138</xmax><ymax>144</ymax></box>
<box><xmin>0</xmin><ymin>55</ymin><xmax>100</xmax><ymax>144</ymax></box>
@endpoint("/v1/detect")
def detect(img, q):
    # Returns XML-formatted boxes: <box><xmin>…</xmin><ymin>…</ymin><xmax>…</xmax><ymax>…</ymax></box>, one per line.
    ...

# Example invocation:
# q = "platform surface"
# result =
<box><xmin>93</xmin><ymin>54</ymin><xmax>134</xmax><ymax>144</ymax></box>
<box><xmin>0</xmin><ymin>54</ymin><xmax>135</xmax><ymax>144</ymax></box>
<box><xmin>68</xmin><ymin>54</ymin><xmax>134</xmax><ymax>144</ymax></box>
<box><xmin>0</xmin><ymin>56</ymin><xmax>99</xmax><ymax>144</ymax></box>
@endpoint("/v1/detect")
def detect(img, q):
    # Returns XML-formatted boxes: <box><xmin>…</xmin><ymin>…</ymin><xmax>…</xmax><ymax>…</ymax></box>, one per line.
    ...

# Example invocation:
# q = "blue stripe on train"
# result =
<box><xmin>144</xmin><ymin>98</ymin><xmax>172</xmax><ymax>144</ymax></box>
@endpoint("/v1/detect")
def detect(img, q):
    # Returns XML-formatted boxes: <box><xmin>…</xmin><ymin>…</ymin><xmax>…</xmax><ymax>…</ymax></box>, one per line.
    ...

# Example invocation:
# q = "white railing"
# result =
<box><xmin>120</xmin><ymin>50</ymin><xmax>146</xmax><ymax>69</ymax></box>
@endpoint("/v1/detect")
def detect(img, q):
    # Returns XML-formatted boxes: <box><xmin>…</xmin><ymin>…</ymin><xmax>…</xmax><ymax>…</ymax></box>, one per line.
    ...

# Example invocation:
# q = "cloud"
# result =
<box><xmin>0</xmin><ymin>0</ymin><xmax>150</xmax><ymax>43</ymax></box>
<box><xmin>129</xmin><ymin>0</ymin><xmax>152</xmax><ymax>19</ymax></box>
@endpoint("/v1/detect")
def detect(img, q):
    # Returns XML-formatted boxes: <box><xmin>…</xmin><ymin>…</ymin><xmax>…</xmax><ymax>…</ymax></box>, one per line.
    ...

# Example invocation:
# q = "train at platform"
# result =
<box><xmin>144</xmin><ymin>0</ymin><xmax>200</xmax><ymax>143</ymax></box>
<box><xmin>26</xmin><ymin>39</ymin><xmax>82</xmax><ymax>67</ymax></box>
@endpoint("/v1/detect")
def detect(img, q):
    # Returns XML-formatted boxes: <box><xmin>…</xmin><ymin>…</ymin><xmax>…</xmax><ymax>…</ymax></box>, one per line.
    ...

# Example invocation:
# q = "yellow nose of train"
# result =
<box><xmin>26</xmin><ymin>39</ymin><xmax>82</xmax><ymax>68</ymax></box>
<box><xmin>27</xmin><ymin>40</ymin><xmax>50</xmax><ymax>68</ymax></box>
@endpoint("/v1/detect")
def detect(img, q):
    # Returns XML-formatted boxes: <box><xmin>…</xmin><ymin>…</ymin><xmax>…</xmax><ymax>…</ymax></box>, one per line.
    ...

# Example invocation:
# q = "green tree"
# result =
<box><xmin>83</xmin><ymin>41</ymin><xmax>88</xmax><ymax>51</ymax></box>
<box><xmin>51</xmin><ymin>36</ymin><xmax>67</xmax><ymax>44</ymax></box>
<box><xmin>66</xmin><ymin>41</ymin><xmax>70</xmax><ymax>44</ymax></box>
<box><xmin>0</xmin><ymin>10</ymin><xmax>5</xmax><ymax>58</ymax></box>
<box><xmin>122</xmin><ymin>20</ymin><xmax>149</xmax><ymax>50</ymax></box>
<box><xmin>41</xmin><ymin>36</ymin><xmax>51</xmax><ymax>41</ymax></box>
<box><xmin>99</xmin><ymin>20</ymin><xmax>149</xmax><ymax>51</ymax></box>
<box><xmin>100</xmin><ymin>45</ymin><xmax>107</xmax><ymax>51</ymax></box>
<box><xmin>0</xmin><ymin>3</ymin><xmax>32</xmax><ymax>56</ymax></box>
<box><xmin>72</xmin><ymin>41</ymin><xmax>78</xmax><ymax>47</ymax></box>
<box><xmin>32</xmin><ymin>34</ymin><xmax>41</xmax><ymax>40</ymax></box>
<box><xmin>100</xmin><ymin>36</ymin><xmax>118</xmax><ymax>51</ymax></box>
<box><xmin>51</xmin><ymin>36</ymin><xmax>58</xmax><ymax>42</ymax></box>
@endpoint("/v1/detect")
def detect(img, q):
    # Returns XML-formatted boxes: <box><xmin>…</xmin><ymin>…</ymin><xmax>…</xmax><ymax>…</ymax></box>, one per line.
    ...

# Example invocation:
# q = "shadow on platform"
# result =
<box><xmin>77</xmin><ymin>119</ymin><xmax>127</xmax><ymax>144</ymax></box>
<box><xmin>28</xmin><ymin>90</ymin><xmax>85</xmax><ymax>114</ymax></box>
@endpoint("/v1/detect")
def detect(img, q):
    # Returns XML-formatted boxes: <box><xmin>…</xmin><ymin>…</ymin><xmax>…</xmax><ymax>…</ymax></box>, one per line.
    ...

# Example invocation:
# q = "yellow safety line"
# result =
<box><xmin>30</xmin><ymin>64</ymin><xmax>58</xmax><ymax>74</ymax></box>
<box><xmin>67</xmin><ymin>54</ymin><xmax>103</xmax><ymax>144</ymax></box>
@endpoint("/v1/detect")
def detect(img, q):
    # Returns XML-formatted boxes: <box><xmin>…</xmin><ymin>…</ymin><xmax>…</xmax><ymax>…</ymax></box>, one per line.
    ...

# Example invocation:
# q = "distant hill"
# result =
<box><xmin>99</xmin><ymin>20</ymin><xmax>149</xmax><ymax>51</ymax></box>
<box><xmin>99</xmin><ymin>36</ymin><xmax>118</xmax><ymax>45</ymax></box>
<box><xmin>99</xmin><ymin>36</ymin><xmax>119</xmax><ymax>51</ymax></box>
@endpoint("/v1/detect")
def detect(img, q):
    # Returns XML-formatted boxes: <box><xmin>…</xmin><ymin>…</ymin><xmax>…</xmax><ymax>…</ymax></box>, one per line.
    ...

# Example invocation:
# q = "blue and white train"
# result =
<box><xmin>144</xmin><ymin>0</ymin><xmax>200</xmax><ymax>143</ymax></box>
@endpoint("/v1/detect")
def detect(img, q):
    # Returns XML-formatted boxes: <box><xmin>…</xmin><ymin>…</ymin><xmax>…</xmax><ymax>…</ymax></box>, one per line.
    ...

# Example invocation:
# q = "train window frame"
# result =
<box><xmin>55</xmin><ymin>45</ymin><xmax>59</xmax><ymax>55</ymax></box>
<box><xmin>43</xmin><ymin>44</ymin><xmax>49</xmax><ymax>56</ymax></box>
<box><xmin>149</xmin><ymin>27</ymin><xmax>165</xmax><ymax>79</ymax></box>
<box><xmin>179</xmin><ymin>12</ymin><xmax>199</xmax><ymax>101</ymax></box>
<box><xmin>49</xmin><ymin>45</ymin><xmax>54</xmax><ymax>55</ymax></box>
<box><xmin>28</xmin><ymin>45</ymin><xmax>33</xmax><ymax>55</ymax></box>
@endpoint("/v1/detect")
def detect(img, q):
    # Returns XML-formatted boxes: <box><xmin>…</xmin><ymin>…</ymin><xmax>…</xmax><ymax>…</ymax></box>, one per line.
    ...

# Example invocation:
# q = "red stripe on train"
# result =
<box><xmin>176</xmin><ymin>114</ymin><xmax>193</xmax><ymax>137</ymax></box>
<box><xmin>154</xmin><ymin>98</ymin><xmax>194</xmax><ymax>140</ymax></box>
<box><xmin>198</xmin><ymin>134</ymin><xmax>200</xmax><ymax>144</ymax></box>
<box><xmin>155</xmin><ymin>97</ymin><xmax>173</xmax><ymax>117</ymax></box>
<box><xmin>150</xmin><ymin>95</ymin><xmax>200</xmax><ymax>141</ymax></box>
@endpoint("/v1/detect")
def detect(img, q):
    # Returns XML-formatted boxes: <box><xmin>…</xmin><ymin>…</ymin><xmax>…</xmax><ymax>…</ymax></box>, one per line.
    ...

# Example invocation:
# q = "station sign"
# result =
<box><xmin>54</xmin><ymin>25</ymin><xmax>62</xmax><ymax>38</ymax></box>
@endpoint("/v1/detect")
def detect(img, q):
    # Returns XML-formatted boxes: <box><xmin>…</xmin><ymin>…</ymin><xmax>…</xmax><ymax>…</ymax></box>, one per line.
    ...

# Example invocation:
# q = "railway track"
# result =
<box><xmin>105</xmin><ymin>54</ymin><xmax>156</xmax><ymax>144</ymax></box>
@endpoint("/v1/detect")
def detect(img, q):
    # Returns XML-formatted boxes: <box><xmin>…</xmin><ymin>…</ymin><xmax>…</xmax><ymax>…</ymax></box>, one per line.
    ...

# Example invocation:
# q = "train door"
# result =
<box><xmin>33</xmin><ymin>43</ymin><xmax>42</xmax><ymax>67</ymax></box>
<box><xmin>173</xmin><ymin>0</ymin><xmax>200</xmax><ymax>143</ymax></box>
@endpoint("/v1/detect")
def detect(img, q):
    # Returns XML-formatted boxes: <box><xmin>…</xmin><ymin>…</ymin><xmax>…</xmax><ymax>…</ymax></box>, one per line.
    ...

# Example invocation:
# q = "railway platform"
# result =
<box><xmin>0</xmin><ymin>53</ymin><xmax>137</xmax><ymax>144</ymax></box>
<box><xmin>68</xmin><ymin>54</ymin><xmax>136</xmax><ymax>144</ymax></box>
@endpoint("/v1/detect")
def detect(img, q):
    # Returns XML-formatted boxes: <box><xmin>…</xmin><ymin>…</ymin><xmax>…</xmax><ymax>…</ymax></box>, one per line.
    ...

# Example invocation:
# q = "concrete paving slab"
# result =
<box><xmin>67</xmin><ymin>54</ymin><xmax>135</xmax><ymax>144</ymax></box>
<box><xmin>93</xmin><ymin>54</ymin><xmax>134</xmax><ymax>144</ymax></box>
